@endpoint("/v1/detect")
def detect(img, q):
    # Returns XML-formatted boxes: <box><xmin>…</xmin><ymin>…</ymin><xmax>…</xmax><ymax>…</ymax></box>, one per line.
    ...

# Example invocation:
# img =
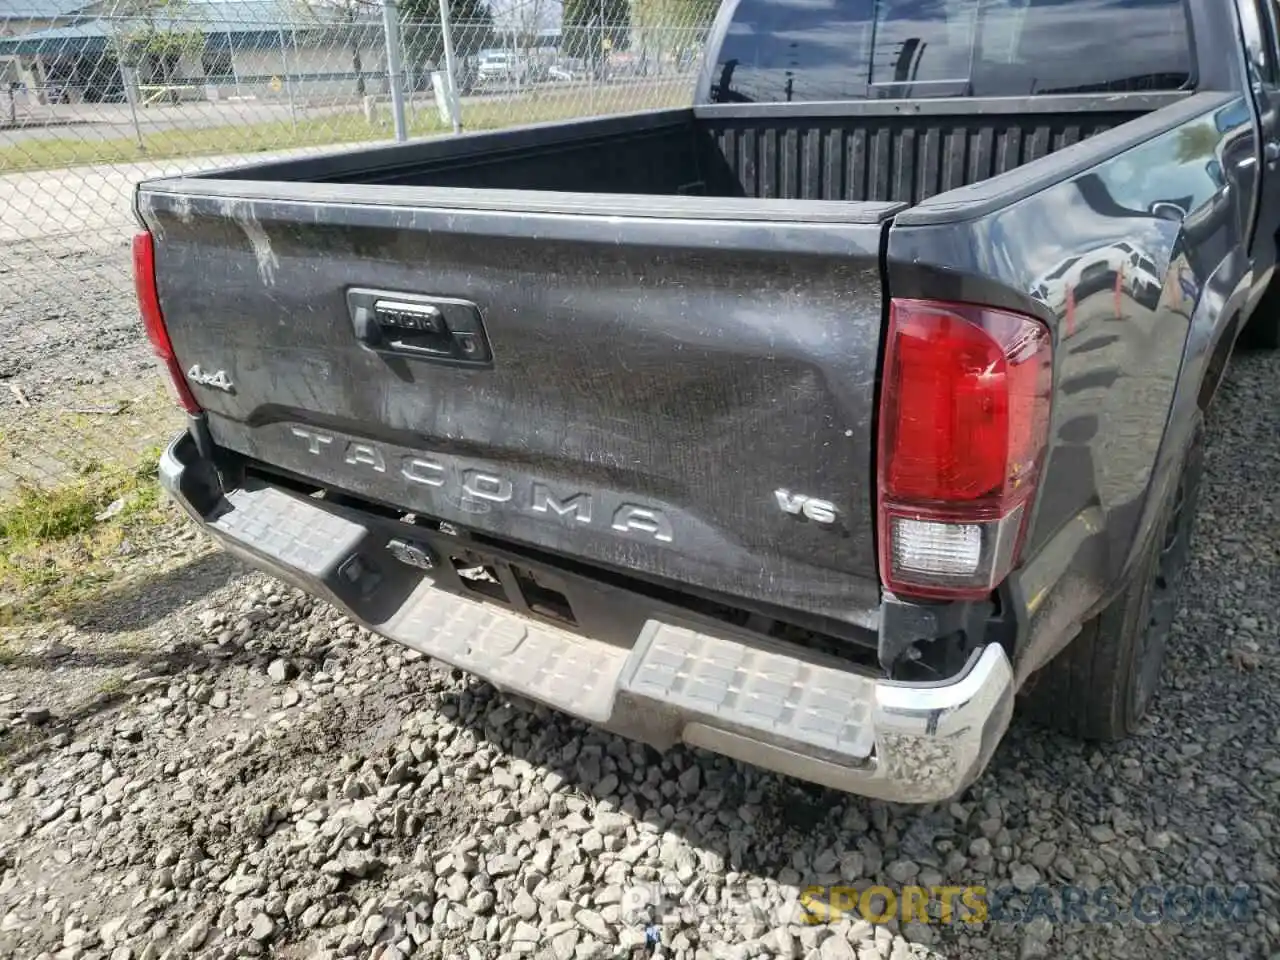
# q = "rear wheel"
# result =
<box><xmin>1026</xmin><ymin>422</ymin><xmax>1203</xmax><ymax>739</ymax></box>
<box><xmin>1241</xmin><ymin>285</ymin><xmax>1280</xmax><ymax>349</ymax></box>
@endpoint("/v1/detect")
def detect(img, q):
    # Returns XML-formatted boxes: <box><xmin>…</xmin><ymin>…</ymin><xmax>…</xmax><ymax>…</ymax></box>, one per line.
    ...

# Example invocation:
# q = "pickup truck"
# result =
<box><xmin>134</xmin><ymin>0</ymin><xmax>1280</xmax><ymax>803</ymax></box>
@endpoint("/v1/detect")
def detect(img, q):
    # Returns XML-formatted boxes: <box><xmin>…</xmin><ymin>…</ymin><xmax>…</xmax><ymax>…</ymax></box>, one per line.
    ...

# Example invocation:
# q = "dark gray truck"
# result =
<box><xmin>134</xmin><ymin>0</ymin><xmax>1280</xmax><ymax>803</ymax></box>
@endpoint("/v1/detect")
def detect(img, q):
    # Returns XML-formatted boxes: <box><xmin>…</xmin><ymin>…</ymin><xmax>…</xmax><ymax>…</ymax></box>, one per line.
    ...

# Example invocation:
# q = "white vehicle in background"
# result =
<box><xmin>477</xmin><ymin>51</ymin><xmax>528</xmax><ymax>86</ymax></box>
<box><xmin>1029</xmin><ymin>255</ymin><xmax>1080</xmax><ymax>314</ymax></box>
<box><xmin>1120</xmin><ymin>245</ymin><xmax>1164</xmax><ymax>309</ymax></box>
<box><xmin>547</xmin><ymin>60</ymin><xmax>586</xmax><ymax>83</ymax></box>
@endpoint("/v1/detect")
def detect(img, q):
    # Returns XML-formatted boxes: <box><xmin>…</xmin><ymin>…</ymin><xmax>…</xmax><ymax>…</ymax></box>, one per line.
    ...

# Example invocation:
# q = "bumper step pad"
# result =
<box><xmin>622</xmin><ymin>623</ymin><xmax>877</xmax><ymax>761</ymax></box>
<box><xmin>387</xmin><ymin>583</ymin><xmax>628</xmax><ymax>724</ymax></box>
<box><xmin>211</xmin><ymin>485</ymin><xmax>366</xmax><ymax>579</ymax></box>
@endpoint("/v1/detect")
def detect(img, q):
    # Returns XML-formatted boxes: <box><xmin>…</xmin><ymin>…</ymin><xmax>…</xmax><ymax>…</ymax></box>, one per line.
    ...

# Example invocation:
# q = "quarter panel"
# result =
<box><xmin>886</xmin><ymin>97</ymin><xmax>1255</xmax><ymax>653</ymax></box>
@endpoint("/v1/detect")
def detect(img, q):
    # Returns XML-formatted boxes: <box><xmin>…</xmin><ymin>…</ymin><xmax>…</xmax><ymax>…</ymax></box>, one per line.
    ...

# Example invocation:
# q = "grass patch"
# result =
<box><xmin>0</xmin><ymin>385</ymin><xmax>180</xmax><ymax>497</ymax></box>
<box><xmin>0</xmin><ymin>484</ymin><xmax>104</xmax><ymax>544</ymax></box>
<box><xmin>96</xmin><ymin>674</ymin><xmax>130</xmax><ymax>696</ymax></box>
<box><xmin>0</xmin><ymin>82</ymin><xmax>691</xmax><ymax>173</ymax></box>
<box><xmin>0</xmin><ymin>451</ymin><xmax>171</xmax><ymax>626</ymax></box>
<box><xmin>2</xmin><ymin>113</ymin><xmax>394</xmax><ymax>172</ymax></box>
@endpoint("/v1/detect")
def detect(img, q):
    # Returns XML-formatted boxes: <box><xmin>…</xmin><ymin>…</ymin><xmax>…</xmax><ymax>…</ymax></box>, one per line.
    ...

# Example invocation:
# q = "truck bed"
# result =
<box><xmin>204</xmin><ymin>97</ymin><xmax>1172</xmax><ymax>204</ymax></box>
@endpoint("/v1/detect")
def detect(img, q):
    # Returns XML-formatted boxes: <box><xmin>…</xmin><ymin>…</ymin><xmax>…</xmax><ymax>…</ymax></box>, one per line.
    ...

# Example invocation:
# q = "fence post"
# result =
<box><xmin>382</xmin><ymin>0</ymin><xmax>409</xmax><ymax>141</ymax></box>
<box><xmin>228</xmin><ymin>29</ymin><xmax>242</xmax><ymax>99</ymax></box>
<box><xmin>279</xmin><ymin>28</ymin><xmax>297</xmax><ymax>130</ymax></box>
<box><xmin>589</xmin><ymin>17</ymin><xmax>599</xmax><ymax>113</ymax></box>
<box><xmin>438</xmin><ymin>0</ymin><xmax>462</xmax><ymax>133</ymax></box>
<box><xmin>119</xmin><ymin>65</ymin><xmax>145</xmax><ymax>150</ymax></box>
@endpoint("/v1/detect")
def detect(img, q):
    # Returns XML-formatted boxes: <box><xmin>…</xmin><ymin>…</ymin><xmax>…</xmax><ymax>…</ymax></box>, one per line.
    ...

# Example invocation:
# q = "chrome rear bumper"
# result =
<box><xmin>161</xmin><ymin>432</ymin><xmax>1014</xmax><ymax>803</ymax></box>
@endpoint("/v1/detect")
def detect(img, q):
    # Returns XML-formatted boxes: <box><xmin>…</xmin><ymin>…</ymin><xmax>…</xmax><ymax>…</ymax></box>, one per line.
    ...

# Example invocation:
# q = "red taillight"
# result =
<box><xmin>877</xmin><ymin>298</ymin><xmax>1052</xmax><ymax>599</ymax></box>
<box><xmin>132</xmin><ymin>231</ymin><xmax>201</xmax><ymax>414</ymax></box>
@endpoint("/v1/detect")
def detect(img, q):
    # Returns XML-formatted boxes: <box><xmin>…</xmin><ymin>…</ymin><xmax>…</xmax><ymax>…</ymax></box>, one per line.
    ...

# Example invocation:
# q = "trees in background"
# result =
<box><xmin>292</xmin><ymin>0</ymin><xmax>379</xmax><ymax>96</ymax></box>
<box><xmin>562</xmin><ymin>0</ymin><xmax>629</xmax><ymax>73</ymax></box>
<box><xmin>400</xmin><ymin>0</ymin><xmax>494</xmax><ymax>83</ymax></box>
<box><xmin>563</xmin><ymin>0</ymin><xmax>715</xmax><ymax>76</ymax></box>
<box><xmin>105</xmin><ymin>0</ymin><xmax>204</xmax><ymax>99</ymax></box>
<box><xmin>630</xmin><ymin>0</ymin><xmax>717</xmax><ymax>73</ymax></box>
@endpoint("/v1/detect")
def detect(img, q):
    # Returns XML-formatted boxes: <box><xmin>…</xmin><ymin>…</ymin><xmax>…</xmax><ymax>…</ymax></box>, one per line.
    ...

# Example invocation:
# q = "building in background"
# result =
<box><xmin>1</xmin><ymin>0</ymin><xmax>99</xmax><ymax>102</ymax></box>
<box><xmin>0</xmin><ymin>0</ymin><xmax>392</xmax><ymax>108</ymax></box>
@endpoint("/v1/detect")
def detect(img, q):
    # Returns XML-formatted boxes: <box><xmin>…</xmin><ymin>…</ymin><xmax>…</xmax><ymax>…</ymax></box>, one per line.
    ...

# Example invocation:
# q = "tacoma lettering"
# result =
<box><xmin>289</xmin><ymin>430</ymin><xmax>671</xmax><ymax>543</ymax></box>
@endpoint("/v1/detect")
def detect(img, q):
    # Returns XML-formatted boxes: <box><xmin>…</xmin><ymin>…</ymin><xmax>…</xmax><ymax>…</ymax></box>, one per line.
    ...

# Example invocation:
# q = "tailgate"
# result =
<box><xmin>138</xmin><ymin>183</ymin><xmax>895</xmax><ymax>627</ymax></box>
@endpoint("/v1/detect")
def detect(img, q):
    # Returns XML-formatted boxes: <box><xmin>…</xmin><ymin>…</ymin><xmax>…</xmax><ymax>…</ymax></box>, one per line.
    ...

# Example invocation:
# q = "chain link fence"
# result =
<box><xmin>0</xmin><ymin>0</ymin><xmax>713</xmax><ymax>499</ymax></box>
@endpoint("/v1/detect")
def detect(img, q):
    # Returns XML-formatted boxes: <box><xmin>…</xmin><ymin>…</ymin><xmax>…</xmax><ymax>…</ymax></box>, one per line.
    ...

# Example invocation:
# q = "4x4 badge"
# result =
<box><xmin>187</xmin><ymin>365</ymin><xmax>234</xmax><ymax>393</ymax></box>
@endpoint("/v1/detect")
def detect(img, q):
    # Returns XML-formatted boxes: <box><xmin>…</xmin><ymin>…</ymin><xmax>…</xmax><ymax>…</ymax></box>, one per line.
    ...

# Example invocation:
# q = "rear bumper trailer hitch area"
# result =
<box><xmin>160</xmin><ymin>430</ymin><xmax>1015</xmax><ymax>804</ymax></box>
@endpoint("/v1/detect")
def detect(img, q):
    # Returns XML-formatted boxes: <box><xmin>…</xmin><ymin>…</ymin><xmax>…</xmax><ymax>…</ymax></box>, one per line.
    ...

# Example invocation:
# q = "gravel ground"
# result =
<box><xmin>0</xmin><ymin>238</ymin><xmax>149</xmax><ymax>395</ymax></box>
<box><xmin>0</xmin><ymin>234</ymin><xmax>174</xmax><ymax>490</ymax></box>
<box><xmin>0</xmin><ymin>348</ymin><xmax>1277</xmax><ymax>960</ymax></box>
<box><xmin>0</xmin><ymin>147</ymin><xmax>358</xmax><ymax>491</ymax></box>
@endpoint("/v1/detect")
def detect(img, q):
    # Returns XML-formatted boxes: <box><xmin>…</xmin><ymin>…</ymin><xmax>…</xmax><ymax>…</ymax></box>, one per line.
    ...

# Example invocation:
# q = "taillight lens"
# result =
<box><xmin>132</xmin><ymin>231</ymin><xmax>201</xmax><ymax>414</ymax></box>
<box><xmin>877</xmin><ymin>299</ymin><xmax>1052</xmax><ymax>599</ymax></box>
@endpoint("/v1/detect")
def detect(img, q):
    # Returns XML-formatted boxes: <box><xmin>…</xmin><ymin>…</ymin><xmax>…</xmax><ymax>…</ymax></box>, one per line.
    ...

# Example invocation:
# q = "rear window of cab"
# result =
<box><xmin>710</xmin><ymin>0</ymin><xmax>1194</xmax><ymax>104</ymax></box>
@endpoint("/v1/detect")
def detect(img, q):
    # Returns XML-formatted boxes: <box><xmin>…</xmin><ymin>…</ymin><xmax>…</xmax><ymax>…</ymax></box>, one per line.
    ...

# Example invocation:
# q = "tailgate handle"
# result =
<box><xmin>347</xmin><ymin>289</ymin><xmax>493</xmax><ymax>367</ymax></box>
